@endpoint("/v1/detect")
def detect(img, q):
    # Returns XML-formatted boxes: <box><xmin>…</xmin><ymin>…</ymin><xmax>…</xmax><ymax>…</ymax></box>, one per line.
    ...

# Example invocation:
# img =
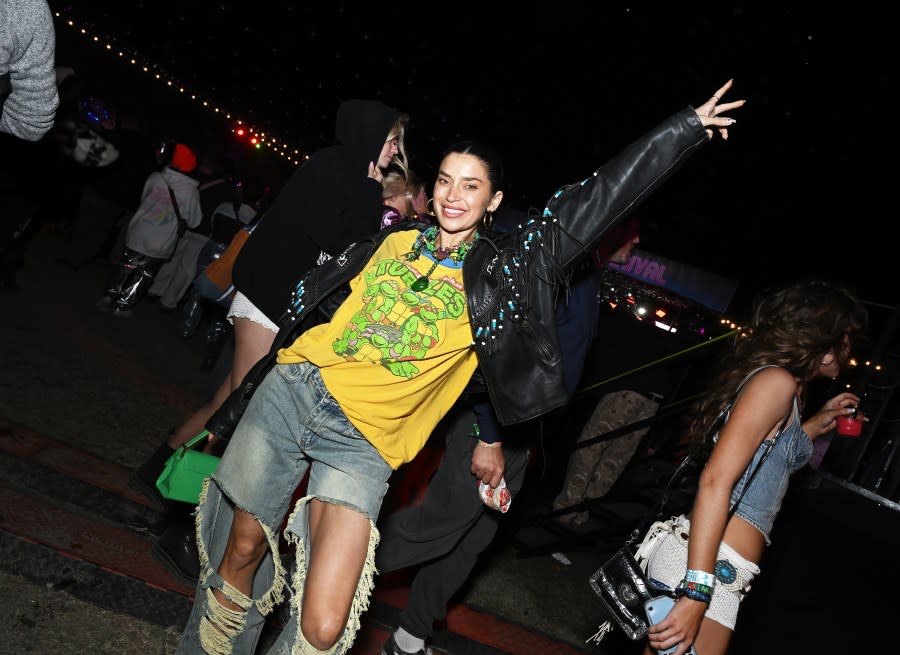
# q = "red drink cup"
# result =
<box><xmin>836</xmin><ymin>415</ymin><xmax>863</xmax><ymax>437</ymax></box>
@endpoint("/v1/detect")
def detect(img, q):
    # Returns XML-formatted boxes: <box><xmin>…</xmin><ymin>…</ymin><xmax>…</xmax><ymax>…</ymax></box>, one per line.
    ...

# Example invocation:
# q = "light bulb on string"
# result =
<box><xmin>54</xmin><ymin>8</ymin><xmax>304</xmax><ymax>166</ymax></box>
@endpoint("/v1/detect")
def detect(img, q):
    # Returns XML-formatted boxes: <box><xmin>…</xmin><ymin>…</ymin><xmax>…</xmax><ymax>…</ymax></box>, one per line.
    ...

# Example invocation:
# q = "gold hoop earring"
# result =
<box><xmin>426</xmin><ymin>198</ymin><xmax>436</xmax><ymax>217</ymax></box>
<box><xmin>482</xmin><ymin>210</ymin><xmax>494</xmax><ymax>230</ymax></box>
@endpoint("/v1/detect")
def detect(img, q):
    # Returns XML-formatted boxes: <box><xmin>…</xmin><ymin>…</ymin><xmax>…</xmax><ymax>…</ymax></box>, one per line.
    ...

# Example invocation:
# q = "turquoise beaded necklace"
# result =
<box><xmin>404</xmin><ymin>226</ymin><xmax>477</xmax><ymax>292</ymax></box>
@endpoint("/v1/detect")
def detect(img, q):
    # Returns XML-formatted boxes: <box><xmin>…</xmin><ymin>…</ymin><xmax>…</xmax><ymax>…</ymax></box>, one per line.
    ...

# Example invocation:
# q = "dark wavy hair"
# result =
<box><xmin>688</xmin><ymin>279</ymin><xmax>868</xmax><ymax>456</ymax></box>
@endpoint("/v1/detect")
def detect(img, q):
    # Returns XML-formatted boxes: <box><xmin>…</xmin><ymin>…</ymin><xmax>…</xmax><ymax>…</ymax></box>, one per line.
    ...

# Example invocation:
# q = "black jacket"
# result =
<box><xmin>208</xmin><ymin>107</ymin><xmax>708</xmax><ymax>439</ymax></box>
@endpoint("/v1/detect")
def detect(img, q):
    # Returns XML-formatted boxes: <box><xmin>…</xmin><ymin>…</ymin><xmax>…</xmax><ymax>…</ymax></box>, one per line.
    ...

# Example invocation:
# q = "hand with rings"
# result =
<box><xmin>694</xmin><ymin>78</ymin><xmax>746</xmax><ymax>141</ymax></box>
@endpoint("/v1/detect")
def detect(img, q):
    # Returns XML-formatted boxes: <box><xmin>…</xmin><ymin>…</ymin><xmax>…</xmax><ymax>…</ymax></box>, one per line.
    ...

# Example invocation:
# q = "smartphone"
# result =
<box><xmin>643</xmin><ymin>595</ymin><xmax>698</xmax><ymax>655</ymax></box>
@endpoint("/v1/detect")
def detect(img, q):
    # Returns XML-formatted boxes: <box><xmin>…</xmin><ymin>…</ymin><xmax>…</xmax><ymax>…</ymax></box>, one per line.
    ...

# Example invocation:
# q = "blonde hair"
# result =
<box><xmin>382</xmin><ymin>168</ymin><xmax>424</xmax><ymax>220</ymax></box>
<box><xmin>387</xmin><ymin>114</ymin><xmax>411</xmax><ymax>177</ymax></box>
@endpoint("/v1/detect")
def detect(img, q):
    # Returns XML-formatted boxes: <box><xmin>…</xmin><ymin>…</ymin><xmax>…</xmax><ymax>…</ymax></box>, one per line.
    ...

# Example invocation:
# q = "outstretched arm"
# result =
<box><xmin>547</xmin><ymin>80</ymin><xmax>745</xmax><ymax>270</ymax></box>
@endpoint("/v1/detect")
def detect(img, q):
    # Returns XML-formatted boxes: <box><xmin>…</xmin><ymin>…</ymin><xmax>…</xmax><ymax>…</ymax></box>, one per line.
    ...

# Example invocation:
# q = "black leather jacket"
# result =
<box><xmin>208</xmin><ymin>107</ymin><xmax>708</xmax><ymax>439</ymax></box>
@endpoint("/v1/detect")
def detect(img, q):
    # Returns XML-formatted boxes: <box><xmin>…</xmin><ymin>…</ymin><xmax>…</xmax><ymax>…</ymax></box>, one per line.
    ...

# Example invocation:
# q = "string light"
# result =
<box><xmin>53</xmin><ymin>9</ymin><xmax>304</xmax><ymax>166</ymax></box>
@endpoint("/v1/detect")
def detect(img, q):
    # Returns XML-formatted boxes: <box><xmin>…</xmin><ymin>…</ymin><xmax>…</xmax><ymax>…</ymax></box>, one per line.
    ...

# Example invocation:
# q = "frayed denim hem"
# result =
<box><xmin>183</xmin><ymin>477</ymin><xmax>288</xmax><ymax>655</ymax></box>
<box><xmin>279</xmin><ymin>495</ymin><xmax>380</xmax><ymax>655</ymax></box>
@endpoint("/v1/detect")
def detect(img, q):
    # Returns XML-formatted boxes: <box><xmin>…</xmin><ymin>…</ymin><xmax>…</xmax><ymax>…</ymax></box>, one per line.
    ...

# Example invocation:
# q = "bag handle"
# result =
<box><xmin>179</xmin><ymin>430</ymin><xmax>210</xmax><ymax>451</ymax></box>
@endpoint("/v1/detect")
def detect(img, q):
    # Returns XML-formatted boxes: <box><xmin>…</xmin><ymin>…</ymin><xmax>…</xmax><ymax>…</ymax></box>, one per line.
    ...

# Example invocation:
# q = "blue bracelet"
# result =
<box><xmin>676</xmin><ymin>580</ymin><xmax>712</xmax><ymax>604</ymax></box>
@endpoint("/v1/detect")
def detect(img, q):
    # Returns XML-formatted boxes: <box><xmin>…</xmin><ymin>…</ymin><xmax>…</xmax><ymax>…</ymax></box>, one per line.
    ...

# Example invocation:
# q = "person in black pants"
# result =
<box><xmin>376</xmin><ymin>212</ymin><xmax>642</xmax><ymax>655</ymax></box>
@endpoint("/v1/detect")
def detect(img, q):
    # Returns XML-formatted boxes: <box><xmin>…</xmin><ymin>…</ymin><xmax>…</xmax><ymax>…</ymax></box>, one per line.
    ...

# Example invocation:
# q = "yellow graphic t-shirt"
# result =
<box><xmin>278</xmin><ymin>229</ymin><xmax>477</xmax><ymax>468</ymax></box>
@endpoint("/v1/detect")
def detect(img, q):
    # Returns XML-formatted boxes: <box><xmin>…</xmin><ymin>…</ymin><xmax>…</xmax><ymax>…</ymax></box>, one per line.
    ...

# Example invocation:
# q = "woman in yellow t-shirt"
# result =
<box><xmin>175</xmin><ymin>80</ymin><xmax>744</xmax><ymax>655</ymax></box>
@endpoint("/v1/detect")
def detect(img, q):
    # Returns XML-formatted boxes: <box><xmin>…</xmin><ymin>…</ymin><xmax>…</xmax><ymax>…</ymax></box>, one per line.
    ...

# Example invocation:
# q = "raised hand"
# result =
<box><xmin>695</xmin><ymin>78</ymin><xmax>746</xmax><ymax>141</ymax></box>
<box><xmin>368</xmin><ymin>160</ymin><xmax>384</xmax><ymax>183</ymax></box>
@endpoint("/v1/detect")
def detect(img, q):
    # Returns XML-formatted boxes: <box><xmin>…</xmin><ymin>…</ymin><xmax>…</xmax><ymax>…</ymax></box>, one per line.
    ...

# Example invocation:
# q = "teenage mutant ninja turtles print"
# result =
<box><xmin>333</xmin><ymin>257</ymin><xmax>466</xmax><ymax>378</ymax></box>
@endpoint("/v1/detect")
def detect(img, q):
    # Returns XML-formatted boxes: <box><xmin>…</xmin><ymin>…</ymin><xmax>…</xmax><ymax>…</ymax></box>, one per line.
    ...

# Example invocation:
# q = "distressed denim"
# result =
<box><xmin>175</xmin><ymin>361</ymin><xmax>392</xmax><ymax>655</ymax></box>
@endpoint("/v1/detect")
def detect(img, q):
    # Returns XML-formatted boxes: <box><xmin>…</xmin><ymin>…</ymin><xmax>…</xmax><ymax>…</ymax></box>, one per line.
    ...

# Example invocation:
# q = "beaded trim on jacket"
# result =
<box><xmin>470</xmin><ymin>211</ymin><xmax>564</xmax><ymax>356</ymax></box>
<box><xmin>286</xmin><ymin>240</ymin><xmax>358</xmax><ymax>320</ymax></box>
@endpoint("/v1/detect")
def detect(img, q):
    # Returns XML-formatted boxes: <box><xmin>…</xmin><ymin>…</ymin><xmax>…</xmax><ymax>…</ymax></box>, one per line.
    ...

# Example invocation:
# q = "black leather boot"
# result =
<box><xmin>153</xmin><ymin>517</ymin><xmax>200</xmax><ymax>584</ymax></box>
<box><xmin>130</xmin><ymin>440</ymin><xmax>176</xmax><ymax>509</ymax></box>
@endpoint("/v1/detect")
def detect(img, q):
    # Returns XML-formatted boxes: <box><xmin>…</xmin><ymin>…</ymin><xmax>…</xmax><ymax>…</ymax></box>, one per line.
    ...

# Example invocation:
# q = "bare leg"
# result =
<box><xmin>693</xmin><ymin>615</ymin><xmax>732</xmax><ymax>655</ymax></box>
<box><xmin>214</xmin><ymin>507</ymin><xmax>269</xmax><ymax>612</ymax></box>
<box><xmin>228</xmin><ymin>317</ymin><xmax>276</xmax><ymax>393</ymax></box>
<box><xmin>300</xmin><ymin>499</ymin><xmax>374</xmax><ymax>651</ymax></box>
<box><xmin>643</xmin><ymin>615</ymin><xmax>733</xmax><ymax>655</ymax></box>
<box><xmin>167</xmin><ymin>317</ymin><xmax>276</xmax><ymax>449</ymax></box>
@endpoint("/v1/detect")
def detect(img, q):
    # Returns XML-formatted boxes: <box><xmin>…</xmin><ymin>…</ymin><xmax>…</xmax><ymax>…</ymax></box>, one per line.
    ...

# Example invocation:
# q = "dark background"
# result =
<box><xmin>46</xmin><ymin>2</ymin><xmax>893</xmax><ymax>311</ymax></box>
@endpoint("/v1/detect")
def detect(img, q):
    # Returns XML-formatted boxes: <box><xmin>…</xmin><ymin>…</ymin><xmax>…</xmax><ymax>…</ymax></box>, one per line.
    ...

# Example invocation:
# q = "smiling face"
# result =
<box><xmin>432</xmin><ymin>152</ymin><xmax>503</xmax><ymax>247</ymax></box>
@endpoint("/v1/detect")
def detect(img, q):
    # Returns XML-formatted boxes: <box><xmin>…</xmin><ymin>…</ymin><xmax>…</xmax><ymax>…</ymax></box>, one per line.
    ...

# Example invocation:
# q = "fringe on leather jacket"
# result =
<box><xmin>207</xmin><ymin>107</ymin><xmax>708</xmax><ymax>439</ymax></box>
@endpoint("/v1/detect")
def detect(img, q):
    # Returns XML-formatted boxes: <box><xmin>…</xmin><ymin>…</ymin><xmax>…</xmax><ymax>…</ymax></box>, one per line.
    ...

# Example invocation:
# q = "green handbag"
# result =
<box><xmin>155</xmin><ymin>430</ymin><xmax>220</xmax><ymax>505</ymax></box>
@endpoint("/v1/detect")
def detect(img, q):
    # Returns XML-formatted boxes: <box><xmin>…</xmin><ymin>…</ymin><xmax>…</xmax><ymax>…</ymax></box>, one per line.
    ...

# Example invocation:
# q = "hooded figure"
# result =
<box><xmin>232</xmin><ymin>99</ymin><xmax>405</xmax><ymax>322</ymax></box>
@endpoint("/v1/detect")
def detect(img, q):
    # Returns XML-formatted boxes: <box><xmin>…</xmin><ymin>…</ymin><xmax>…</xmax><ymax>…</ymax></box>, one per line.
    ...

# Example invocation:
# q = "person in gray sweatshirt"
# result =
<box><xmin>0</xmin><ymin>0</ymin><xmax>59</xmax><ymax>141</ymax></box>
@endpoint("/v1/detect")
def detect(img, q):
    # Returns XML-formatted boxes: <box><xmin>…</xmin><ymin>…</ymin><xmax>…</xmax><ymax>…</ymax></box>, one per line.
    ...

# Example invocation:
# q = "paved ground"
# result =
<box><xmin>2</xmin><ymin>226</ymin><xmax>897</xmax><ymax>654</ymax></box>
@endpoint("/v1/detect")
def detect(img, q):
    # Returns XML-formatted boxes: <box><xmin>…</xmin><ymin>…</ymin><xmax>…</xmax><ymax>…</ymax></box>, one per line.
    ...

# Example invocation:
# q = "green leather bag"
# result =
<box><xmin>155</xmin><ymin>430</ymin><xmax>220</xmax><ymax>505</ymax></box>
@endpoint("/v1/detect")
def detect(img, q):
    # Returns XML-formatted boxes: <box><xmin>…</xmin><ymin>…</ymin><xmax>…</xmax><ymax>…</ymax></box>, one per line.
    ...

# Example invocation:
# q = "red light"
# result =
<box><xmin>236</xmin><ymin>127</ymin><xmax>245</xmax><ymax>137</ymax></box>
<box><xmin>250</xmin><ymin>136</ymin><xmax>258</xmax><ymax>145</ymax></box>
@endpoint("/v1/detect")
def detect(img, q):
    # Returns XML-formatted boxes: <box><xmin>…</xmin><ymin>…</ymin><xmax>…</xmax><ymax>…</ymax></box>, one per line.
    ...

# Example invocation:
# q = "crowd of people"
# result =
<box><xmin>2</xmin><ymin>10</ymin><xmax>875</xmax><ymax>655</ymax></box>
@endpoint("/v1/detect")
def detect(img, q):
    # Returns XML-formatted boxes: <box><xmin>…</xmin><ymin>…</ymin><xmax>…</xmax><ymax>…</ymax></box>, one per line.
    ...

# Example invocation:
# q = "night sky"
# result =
<box><xmin>48</xmin><ymin>3</ymin><xmax>893</xmax><ymax>312</ymax></box>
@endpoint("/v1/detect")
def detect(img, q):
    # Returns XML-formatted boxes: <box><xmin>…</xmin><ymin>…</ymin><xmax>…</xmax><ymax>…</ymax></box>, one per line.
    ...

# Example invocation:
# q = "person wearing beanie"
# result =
<box><xmin>99</xmin><ymin>141</ymin><xmax>202</xmax><ymax>316</ymax></box>
<box><xmin>170</xmin><ymin>143</ymin><xmax>198</xmax><ymax>174</ymax></box>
